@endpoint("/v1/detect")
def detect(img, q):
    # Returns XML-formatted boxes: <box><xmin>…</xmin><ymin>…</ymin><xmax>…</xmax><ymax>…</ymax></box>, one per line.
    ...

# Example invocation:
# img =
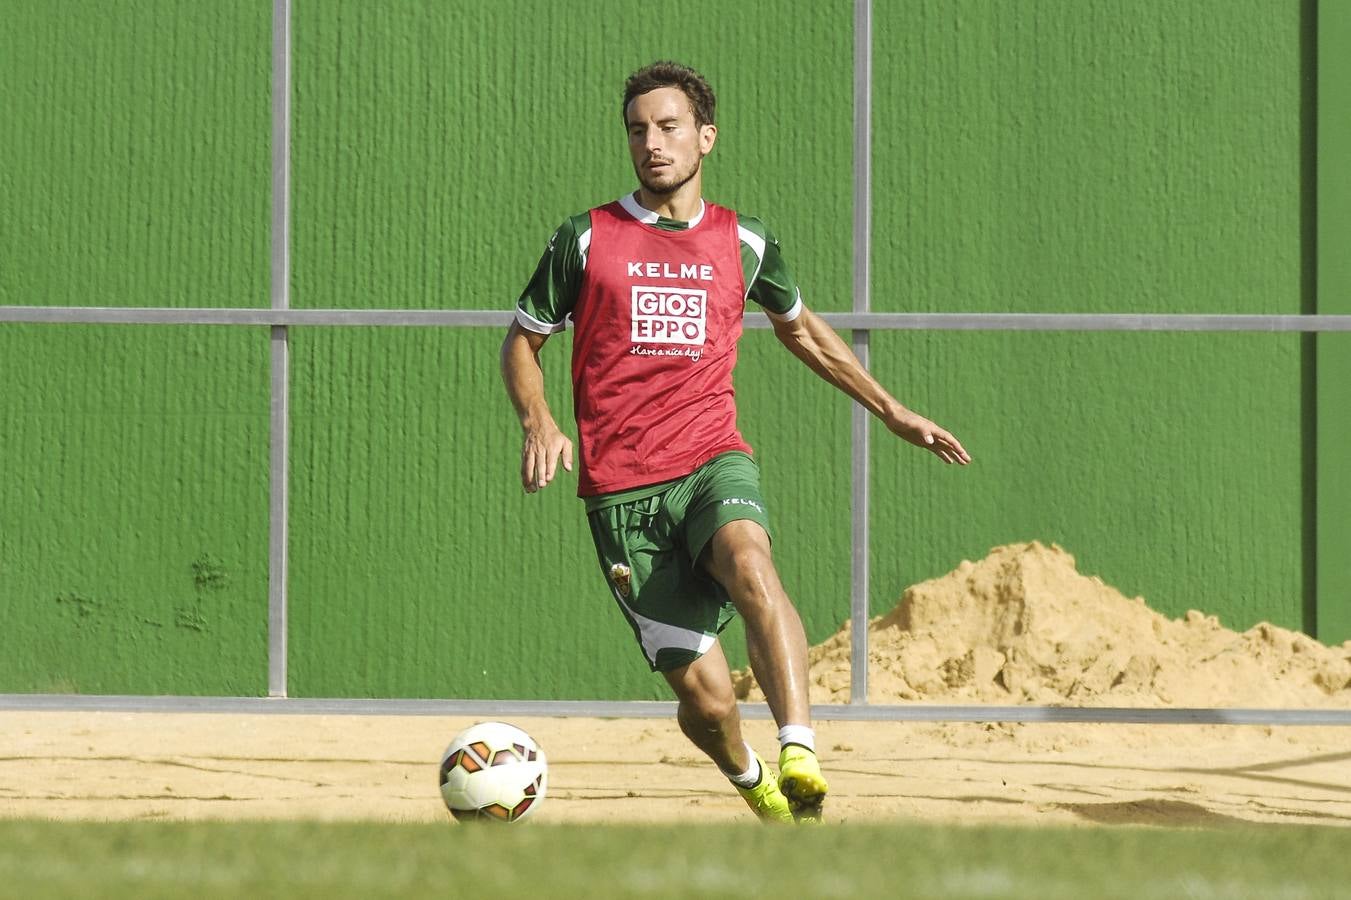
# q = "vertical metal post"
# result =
<box><xmin>1317</xmin><ymin>0</ymin><xmax>1351</xmax><ymax>643</ymax></box>
<box><xmin>849</xmin><ymin>0</ymin><xmax>873</xmax><ymax>704</ymax></box>
<box><xmin>268</xmin><ymin>0</ymin><xmax>292</xmax><ymax>698</ymax></box>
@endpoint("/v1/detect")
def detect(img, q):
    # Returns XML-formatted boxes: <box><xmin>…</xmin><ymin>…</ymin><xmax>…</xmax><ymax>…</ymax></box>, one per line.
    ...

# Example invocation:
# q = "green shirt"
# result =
<box><xmin>515</xmin><ymin>196</ymin><xmax>803</xmax><ymax>336</ymax></box>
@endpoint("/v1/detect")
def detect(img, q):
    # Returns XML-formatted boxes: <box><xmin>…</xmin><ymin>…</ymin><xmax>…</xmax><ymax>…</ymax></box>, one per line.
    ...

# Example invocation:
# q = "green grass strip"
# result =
<box><xmin>1</xmin><ymin>819</ymin><xmax>1348</xmax><ymax>899</ymax></box>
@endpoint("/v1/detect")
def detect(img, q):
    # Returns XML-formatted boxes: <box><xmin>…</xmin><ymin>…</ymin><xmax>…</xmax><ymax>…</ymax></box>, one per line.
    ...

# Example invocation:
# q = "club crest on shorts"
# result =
<box><xmin>608</xmin><ymin>563</ymin><xmax>632</xmax><ymax>598</ymax></box>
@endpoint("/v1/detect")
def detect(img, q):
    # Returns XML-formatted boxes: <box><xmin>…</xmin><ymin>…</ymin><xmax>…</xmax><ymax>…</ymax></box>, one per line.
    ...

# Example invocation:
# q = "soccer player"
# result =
<box><xmin>501</xmin><ymin>61</ymin><xmax>970</xmax><ymax>824</ymax></box>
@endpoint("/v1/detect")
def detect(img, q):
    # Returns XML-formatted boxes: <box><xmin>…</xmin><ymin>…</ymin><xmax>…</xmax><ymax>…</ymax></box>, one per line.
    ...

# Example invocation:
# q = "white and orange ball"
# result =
<box><xmin>439</xmin><ymin>722</ymin><xmax>548</xmax><ymax>823</ymax></box>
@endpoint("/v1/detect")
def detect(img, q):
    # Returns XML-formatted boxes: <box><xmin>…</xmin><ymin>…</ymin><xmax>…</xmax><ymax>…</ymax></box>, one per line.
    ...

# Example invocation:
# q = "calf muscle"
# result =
<box><xmin>703</xmin><ymin>521</ymin><xmax>812</xmax><ymax>727</ymax></box>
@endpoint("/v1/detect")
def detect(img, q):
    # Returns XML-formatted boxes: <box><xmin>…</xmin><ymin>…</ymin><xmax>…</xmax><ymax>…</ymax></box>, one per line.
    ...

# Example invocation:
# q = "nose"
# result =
<box><xmin>641</xmin><ymin>125</ymin><xmax>663</xmax><ymax>155</ymax></box>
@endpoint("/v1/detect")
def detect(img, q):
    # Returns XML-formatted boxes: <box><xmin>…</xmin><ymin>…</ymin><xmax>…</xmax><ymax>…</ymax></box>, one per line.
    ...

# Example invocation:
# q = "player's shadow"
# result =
<box><xmin>844</xmin><ymin>749</ymin><xmax>1351</xmax><ymax>824</ymax></box>
<box><xmin>1050</xmin><ymin>798</ymin><xmax>1248</xmax><ymax>827</ymax></box>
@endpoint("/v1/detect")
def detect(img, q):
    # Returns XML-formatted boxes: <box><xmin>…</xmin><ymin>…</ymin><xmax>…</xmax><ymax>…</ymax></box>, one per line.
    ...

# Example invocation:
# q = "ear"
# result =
<box><xmin>699</xmin><ymin>123</ymin><xmax>718</xmax><ymax>156</ymax></box>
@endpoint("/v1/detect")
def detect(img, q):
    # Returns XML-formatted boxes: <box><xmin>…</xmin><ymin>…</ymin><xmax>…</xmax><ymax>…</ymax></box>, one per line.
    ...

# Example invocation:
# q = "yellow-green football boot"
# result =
<box><xmin>734</xmin><ymin>752</ymin><xmax>794</xmax><ymax>824</ymax></box>
<box><xmin>778</xmin><ymin>744</ymin><xmax>828</xmax><ymax>824</ymax></box>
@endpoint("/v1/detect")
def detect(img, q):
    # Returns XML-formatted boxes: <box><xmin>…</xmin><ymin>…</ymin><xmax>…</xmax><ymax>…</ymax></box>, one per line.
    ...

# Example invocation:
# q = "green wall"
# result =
<box><xmin>0</xmin><ymin>1</ymin><xmax>1322</xmax><ymax>697</ymax></box>
<box><xmin>0</xmin><ymin>1</ymin><xmax>271</xmax><ymax>693</ymax></box>
<box><xmin>285</xmin><ymin>0</ymin><xmax>853</xmax><ymax>698</ymax></box>
<box><xmin>869</xmin><ymin>0</ymin><xmax>1308</xmax><ymax>631</ymax></box>
<box><xmin>1317</xmin><ymin>0</ymin><xmax>1351</xmax><ymax>643</ymax></box>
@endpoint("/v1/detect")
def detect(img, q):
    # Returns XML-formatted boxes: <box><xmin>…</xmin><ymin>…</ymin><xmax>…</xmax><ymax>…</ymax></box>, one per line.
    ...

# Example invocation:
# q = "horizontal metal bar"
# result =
<box><xmin>3</xmin><ymin>694</ymin><xmax>1349</xmax><ymax>725</ymax></box>
<box><xmin>0</xmin><ymin>307</ymin><xmax>515</xmax><ymax>326</ymax></box>
<box><xmin>4</xmin><ymin>307</ymin><xmax>1351</xmax><ymax>332</ymax></box>
<box><xmin>814</xmin><ymin>312</ymin><xmax>1351</xmax><ymax>332</ymax></box>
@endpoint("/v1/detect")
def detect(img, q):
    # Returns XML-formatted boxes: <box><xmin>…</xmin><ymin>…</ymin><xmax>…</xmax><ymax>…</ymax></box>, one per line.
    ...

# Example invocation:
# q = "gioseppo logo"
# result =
<box><xmin>631</xmin><ymin>286</ymin><xmax>707</xmax><ymax>345</ymax></box>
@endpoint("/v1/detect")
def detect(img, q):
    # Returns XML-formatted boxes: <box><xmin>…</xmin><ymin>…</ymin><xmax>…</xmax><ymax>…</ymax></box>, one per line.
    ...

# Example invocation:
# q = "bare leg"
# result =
<box><xmin>662</xmin><ymin>640</ymin><xmax>750</xmax><ymax>775</ymax></box>
<box><xmin>700</xmin><ymin>519</ymin><xmax>811</xmax><ymax>728</ymax></box>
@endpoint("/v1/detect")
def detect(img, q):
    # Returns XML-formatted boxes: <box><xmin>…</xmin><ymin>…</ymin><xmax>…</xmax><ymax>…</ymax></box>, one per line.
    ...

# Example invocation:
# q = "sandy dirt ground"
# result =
<box><xmin>2</xmin><ymin>711</ymin><xmax>1348</xmax><ymax>828</ymax></box>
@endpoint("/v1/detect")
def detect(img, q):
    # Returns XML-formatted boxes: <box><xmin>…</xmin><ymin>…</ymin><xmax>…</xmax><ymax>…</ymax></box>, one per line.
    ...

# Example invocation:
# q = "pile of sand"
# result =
<box><xmin>734</xmin><ymin>542</ymin><xmax>1351</xmax><ymax>707</ymax></box>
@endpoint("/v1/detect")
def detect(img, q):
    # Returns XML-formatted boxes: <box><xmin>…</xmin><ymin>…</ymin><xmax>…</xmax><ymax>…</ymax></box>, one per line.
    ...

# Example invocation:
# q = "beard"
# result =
<box><xmin>635</xmin><ymin>155</ymin><xmax>702</xmax><ymax>197</ymax></box>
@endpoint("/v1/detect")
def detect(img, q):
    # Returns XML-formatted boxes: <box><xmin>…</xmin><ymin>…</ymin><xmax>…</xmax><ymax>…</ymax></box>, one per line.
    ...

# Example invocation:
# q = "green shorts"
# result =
<box><xmin>586</xmin><ymin>451</ymin><xmax>773</xmax><ymax>672</ymax></box>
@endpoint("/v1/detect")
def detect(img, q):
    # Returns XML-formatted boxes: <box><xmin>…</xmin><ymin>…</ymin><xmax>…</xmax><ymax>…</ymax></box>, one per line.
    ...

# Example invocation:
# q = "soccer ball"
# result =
<box><xmin>438</xmin><ymin>721</ymin><xmax>548</xmax><ymax>823</ymax></box>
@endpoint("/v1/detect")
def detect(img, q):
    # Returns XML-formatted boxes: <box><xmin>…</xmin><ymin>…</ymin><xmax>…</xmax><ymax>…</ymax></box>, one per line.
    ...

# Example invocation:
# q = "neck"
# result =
<box><xmin>635</xmin><ymin>175</ymin><xmax>704</xmax><ymax>222</ymax></box>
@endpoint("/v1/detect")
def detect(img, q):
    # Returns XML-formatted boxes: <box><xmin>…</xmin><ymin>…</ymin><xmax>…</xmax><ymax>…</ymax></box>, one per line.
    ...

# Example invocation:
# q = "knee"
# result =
<box><xmin>679</xmin><ymin>689</ymin><xmax>738</xmax><ymax>730</ymax></box>
<box><xmin>723</xmin><ymin>546</ymin><xmax>779</xmax><ymax>609</ymax></box>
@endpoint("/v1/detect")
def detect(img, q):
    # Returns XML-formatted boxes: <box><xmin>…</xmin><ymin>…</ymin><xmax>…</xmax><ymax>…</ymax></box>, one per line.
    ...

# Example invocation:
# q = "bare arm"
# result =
<box><xmin>770</xmin><ymin>307</ymin><xmax>971</xmax><ymax>465</ymax></box>
<box><xmin>500</xmin><ymin>322</ymin><xmax>575</xmax><ymax>491</ymax></box>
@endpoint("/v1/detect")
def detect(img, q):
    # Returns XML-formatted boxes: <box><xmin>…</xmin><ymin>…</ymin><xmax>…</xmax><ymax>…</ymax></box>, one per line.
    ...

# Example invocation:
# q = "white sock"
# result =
<box><xmin>778</xmin><ymin>725</ymin><xmax>816</xmax><ymax>753</ymax></box>
<box><xmin>724</xmin><ymin>742</ymin><xmax>762</xmax><ymax>788</ymax></box>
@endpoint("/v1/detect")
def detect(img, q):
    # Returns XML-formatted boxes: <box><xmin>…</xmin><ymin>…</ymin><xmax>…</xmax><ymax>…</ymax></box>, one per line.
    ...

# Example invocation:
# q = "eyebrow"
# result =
<box><xmin>628</xmin><ymin>117</ymin><xmax>681</xmax><ymax>128</ymax></box>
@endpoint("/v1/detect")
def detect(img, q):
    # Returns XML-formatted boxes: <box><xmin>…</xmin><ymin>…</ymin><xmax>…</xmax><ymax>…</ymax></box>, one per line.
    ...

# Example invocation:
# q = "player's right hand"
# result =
<box><xmin>520</xmin><ymin>423</ymin><xmax>574</xmax><ymax>493</ymax></box>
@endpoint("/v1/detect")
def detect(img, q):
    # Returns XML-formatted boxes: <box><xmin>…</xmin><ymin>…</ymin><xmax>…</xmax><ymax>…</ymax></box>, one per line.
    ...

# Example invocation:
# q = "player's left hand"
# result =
<box><xmin>886</xmin><ymin>411</ymin><xmax>972</xmax><ymax>465</ymax></box>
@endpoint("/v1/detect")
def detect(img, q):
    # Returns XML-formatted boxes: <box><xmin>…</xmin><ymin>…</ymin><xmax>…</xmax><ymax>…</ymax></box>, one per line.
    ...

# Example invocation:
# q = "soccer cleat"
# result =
<box><xmin>778</xmin><ymin>744</ymin><xmax>828</xmax><ymax>824</ymax></box>
<box><xmin>733</xmin><ymin>752</ymin><xmax>794</xmax><ymax>824</ymax></box>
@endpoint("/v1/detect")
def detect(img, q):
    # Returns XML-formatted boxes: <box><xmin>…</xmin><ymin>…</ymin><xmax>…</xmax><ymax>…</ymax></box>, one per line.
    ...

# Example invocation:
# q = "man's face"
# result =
<box><xmin>625</xmin><ymin>87</ymin><xmax>717</xmax><ymax>197</ymax></box>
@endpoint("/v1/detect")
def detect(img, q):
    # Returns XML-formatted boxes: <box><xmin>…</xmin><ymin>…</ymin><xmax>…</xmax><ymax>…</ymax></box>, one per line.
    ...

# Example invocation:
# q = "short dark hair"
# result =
<box><xmin>622</xmin><ymin>61</ymin><xmax>716</xmax><ymax>128</ymax></box>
